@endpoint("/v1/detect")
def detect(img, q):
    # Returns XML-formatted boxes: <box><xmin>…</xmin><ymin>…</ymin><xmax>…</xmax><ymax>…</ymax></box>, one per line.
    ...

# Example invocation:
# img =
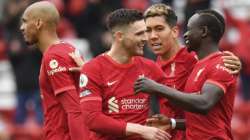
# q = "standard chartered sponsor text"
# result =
<box><xmin>121</xmin><ymin>98</ymin><xmax>146</xmax><ymax>110</ymax></box>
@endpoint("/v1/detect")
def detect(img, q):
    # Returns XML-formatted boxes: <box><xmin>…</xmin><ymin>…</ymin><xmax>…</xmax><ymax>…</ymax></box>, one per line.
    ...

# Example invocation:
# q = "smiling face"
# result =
<box><xmin>184</xmin><ymin>13</ymin><xmax>203</xmax><ymax>52</ymax></box>
<box><xmin>145</xmin><ymin>15</ymin><xmax>178</xmax><ymax>56</ymax></box>
<box><xmin>121</xmin><ymin>20</ymin><xmax>147</xmax><ymax>56</ymax></box>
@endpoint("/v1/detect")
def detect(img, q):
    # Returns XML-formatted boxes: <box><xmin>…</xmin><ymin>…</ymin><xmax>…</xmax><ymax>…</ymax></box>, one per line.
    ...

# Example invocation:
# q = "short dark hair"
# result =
<box><xmin>196</xmin><ymin>9</ymin><xmax>225</xmax><ymax>43</ymax></box>
<box><xmin>144</xmin><ymin>3</ymin><xmax>177</xmax><ymax>27</ymax></box>
<box><xmin>106</xmin><ymin>8</ymin><xmax>144</xmax><ymax>31</ymax></box>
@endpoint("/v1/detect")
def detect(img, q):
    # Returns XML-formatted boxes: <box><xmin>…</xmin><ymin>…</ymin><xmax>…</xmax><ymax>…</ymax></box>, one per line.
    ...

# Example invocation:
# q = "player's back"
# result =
<box><xmin>39</xmin><ymin>42</ymin><xmax>81</xmax><ymax>140</ymax></box>
<box><xmin>184</xmin><ymin>52</ymin><xmax>237</xmax><ymax>140</ymax></box>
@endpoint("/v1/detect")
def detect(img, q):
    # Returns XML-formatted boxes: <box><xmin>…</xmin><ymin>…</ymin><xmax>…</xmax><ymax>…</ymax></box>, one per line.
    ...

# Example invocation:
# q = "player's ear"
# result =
<box><xmin>201</xmin><ymin>26</ymin><xmax>208</xmax><ymax>38</ymax></box>
<box><xmin>36</xmin><ymin>18</ymin><xmax>43</xmax><ymax>30</ymax></box>
<box><xmin>114</xmin><ymin>31</ymin><xmax>124</xmax><ymax>42</ymax></box>
<box><xmin>171</xmin><ymin>26</ymin><xmax>179</xmax><ymax>39</ymax></box>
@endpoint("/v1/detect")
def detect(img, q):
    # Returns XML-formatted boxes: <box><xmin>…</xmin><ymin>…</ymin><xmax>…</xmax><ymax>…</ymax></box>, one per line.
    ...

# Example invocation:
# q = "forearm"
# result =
<box><xmin>84</xmin><ymin>111</ymin><xmax>127</xmax><ymax>136</ymax></box>
<box><xmin>126</xmin><ymin>123</ymin><xmax>144</xmax><ymax>136</ymax></box>
<box><xmin>155</xmin><ymin>84</ymin><xmax>209</xmax><ymax>114</ymax></box>
<box><xmin>81</xmin><ymin>99</ymin><xmax>126</xmax><ymax>136</ymax></box>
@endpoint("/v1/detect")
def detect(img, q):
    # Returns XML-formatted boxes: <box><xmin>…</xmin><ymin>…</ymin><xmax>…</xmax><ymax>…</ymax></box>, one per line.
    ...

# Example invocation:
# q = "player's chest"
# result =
<box><xmin>100</xmin><ymin>68</ymin><xmax>150</xmax><ymax>113</ymax></box>
<box><xmin>161</xmin><ymin>62</ymin><xmax>189</xmax><ymax>88</ymax></box>
<box><xmin>100</xmin><ymin>68</ymin><xmax>150</xmax><ymax>98</ymax></box>
<box><xmin>185</xmin><ymin>65</ymin><xmax>208</xmax><ymax>92</ymax></box>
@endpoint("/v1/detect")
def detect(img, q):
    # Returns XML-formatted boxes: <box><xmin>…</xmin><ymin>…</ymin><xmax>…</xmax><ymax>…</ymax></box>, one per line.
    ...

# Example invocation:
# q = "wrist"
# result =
<box><xmin>126</xmin><ymin>123</ymin><xmax>144</xmax><ymax>136</ymax></box>
<box><xmin>170</xmin><ymin>118</ymin><xmax>176</xmax><ymax>129</ymax></box>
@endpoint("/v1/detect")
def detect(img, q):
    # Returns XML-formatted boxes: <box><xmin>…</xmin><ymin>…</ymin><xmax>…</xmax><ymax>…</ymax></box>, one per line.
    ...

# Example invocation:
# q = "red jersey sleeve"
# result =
<box><xmin>79</xmin><ymin>60</ymin><xmax>127</xmax><ymax>136</ymax></box>
<box><xmin>57</xmin><ymin>90</ymin><xmax>88</xmax><ymax>140</ymax></box>
<box><xmin>206</xmin><ymin>61</ymin><xmax>236</xmax><ymax>94</ymax></box>
<box><xmin>44</xmin><ymin>53</ymin><xmax>76</xmax><ymax>95</ymax></box>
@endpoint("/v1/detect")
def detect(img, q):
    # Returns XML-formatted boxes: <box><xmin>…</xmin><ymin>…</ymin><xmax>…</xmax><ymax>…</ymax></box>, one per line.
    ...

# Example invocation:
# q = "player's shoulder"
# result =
<box><xmin>207</xmin><ymin>52</ymin><xmax>224</xmax><ymax>66</ymax></box>
<box><xmin>177</xmin><ymin>47</ymin><xmax>197</xmax><ymax>62</ymax></box>
<box><xmin>206</xmin><ymin>52</ymin><xmax>235</xmax><ymax>78</ymax></box>
<box><xmin>44</xmin><ymin>42</ymin><xmax>76</xmax><ymax>60</ymax></box>
<box><xmin>82</xmin><ymin>54</ymin><xmax>105</xmax><ymax>72</ymax></box>
<box><xmin>46</xmin><ymin>42</ymin><xmax>75</xmax><ymax>56</ymax></box>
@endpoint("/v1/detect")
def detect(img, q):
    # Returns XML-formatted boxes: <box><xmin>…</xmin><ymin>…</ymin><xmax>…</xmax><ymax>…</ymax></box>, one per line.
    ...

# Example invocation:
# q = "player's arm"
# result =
<box><xmin>44</xmin><ymin>51</ymin><xmax>87</xmax><ymax>139</ymax></box>
<box><xmin>146</xmin><ymin>114</ymin><xmax>185</xmax><ymax>131</ymax></box>
<box><xmin>134</xmin><ymin>77</ymin><xmax>224</xmax><ymax>115</ymax></box>
<box><xmin>80</xmin><ymin>96</ymin><xmax>126</xmax><ymax>135</ymax></box>
<box><xmin>80</xmin><ymin>95</ymin><xmax>171</xmax><ymax>140</ymax></box>
<box><xmin>57</xmin><ymin>90</ymin><xmax>86</xmax><ymax>140</ymax></box>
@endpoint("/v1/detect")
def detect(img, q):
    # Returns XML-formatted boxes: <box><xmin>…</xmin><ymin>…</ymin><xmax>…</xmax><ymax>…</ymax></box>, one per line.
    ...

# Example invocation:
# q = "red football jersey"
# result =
<box><xmin>156</xmin><ymin>47</ymin><xmax>197</xmax><ymax>140</ymax></box>
<box><xmin>79</xmin><ymin>54</ymin><xmax>167</xmax><ymax>140</ymax></box>
<box><xmin>157</xmin><ymin>47</ymin><xmax>197</xmax><ymax>118</ymax></box>
<box><xmin>184</xmin><ymin>52</ymin><xmax>237</xmax><ymax>140</ymax></box>
<box><xmin>39</xmin><ymin>42</ymin><xmax>84</xmax><ymax>140</ymax></box>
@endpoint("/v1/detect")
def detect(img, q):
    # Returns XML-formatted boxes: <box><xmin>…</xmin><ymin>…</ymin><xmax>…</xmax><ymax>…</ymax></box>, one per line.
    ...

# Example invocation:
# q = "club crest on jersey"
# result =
<box><xmin>79</xmin><ymin>74</ymin><xmax>88</xmax><ymax>88</ymax></box>
<box><xmin>194</xmin><ymin>68</ymin><xmax>205</xmax><ymax>82</ymax></box>
<box><xmin>49</xmin><ymin>59</ymin><xmax>58</xmax><ymax>69</ymax></box>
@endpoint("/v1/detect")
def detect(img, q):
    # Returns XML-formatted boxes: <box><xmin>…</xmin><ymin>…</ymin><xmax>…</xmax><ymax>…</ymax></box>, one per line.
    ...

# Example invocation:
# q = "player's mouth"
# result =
<box><xmin>151</xmin><ymin>43</ymin><xmax>162</xmax><ymax>50</ymax></box>
<box><xmin>184</xmin><ymin>37</ymin><xmax>190</xmax><ymax>47</ymax></box>
<box><xmin>184</xmin><ymin>38</ymin><xmax>192</xmax><ymax>52</ymax></box>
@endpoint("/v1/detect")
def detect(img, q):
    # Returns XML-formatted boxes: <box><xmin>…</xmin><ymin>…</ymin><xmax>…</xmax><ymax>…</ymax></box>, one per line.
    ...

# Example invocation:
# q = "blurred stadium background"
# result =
<box><xmin>0</xmin><ymin>0</ymin><xmax>249</xmax><ymax>139</ymax></box>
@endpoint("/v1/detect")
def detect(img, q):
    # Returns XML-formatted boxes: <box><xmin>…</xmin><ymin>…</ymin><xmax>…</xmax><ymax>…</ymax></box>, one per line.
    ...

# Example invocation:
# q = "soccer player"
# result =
<box><xmin>135</xmin><ymin>9</ymin><xmax>237</xmax><ymax>140</ymax></box>
<box><xmin>20</xmin><ymin>1</ymin><xmax>86</xmax><ymax>140</ymax></box>
<box><xmin>79</xmin><ymin>9</ymin><xmax>171</xmax><ymax>140</ymax></box>
<box><xmin>142</xmin><ymin>3</ymin><xmax>241</xmax><ymax>140</ymax></box>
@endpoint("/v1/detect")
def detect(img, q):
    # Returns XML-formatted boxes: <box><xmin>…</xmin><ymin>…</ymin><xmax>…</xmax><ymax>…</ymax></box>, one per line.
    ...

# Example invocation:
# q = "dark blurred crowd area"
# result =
<box><xmin>0</xmin><ymin>0</ymin><xmax>249</xmax><ymax>140</ymax></box>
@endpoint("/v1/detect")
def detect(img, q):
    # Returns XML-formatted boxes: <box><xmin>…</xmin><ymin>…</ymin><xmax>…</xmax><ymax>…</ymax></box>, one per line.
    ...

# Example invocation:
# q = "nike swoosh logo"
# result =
<box><xmin>107</xmin><ymin>80</ymin><xmax>117</xmax><ymax>86</ymax></box>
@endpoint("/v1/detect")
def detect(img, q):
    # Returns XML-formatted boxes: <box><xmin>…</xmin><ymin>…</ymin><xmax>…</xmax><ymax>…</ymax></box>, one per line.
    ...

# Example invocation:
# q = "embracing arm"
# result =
<box><xmin>135</xmin><ymin>78</ymin><xmax>224</xmax><ymax>115</ymax></box>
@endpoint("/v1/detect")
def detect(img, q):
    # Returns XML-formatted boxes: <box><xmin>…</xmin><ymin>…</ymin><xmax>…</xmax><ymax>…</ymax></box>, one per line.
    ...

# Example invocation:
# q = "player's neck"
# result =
<box><xmin>160</xmin><ymin>41</ymin><xmax>180</xmax><ymax>61</ymax></box>
<box><xmin>107</xmin><ymin>44</ymin><xmax>133</xmax><ymax>64</ymax></box>
<box><xmin>38</xmin><ymin>31</ymin><xmax>60</xmax><ymax>53</ymax></box>
<box><xmin>196</xmin><ymin>41</ymin><xmax>218</xmax><ymax>60</ymax></box>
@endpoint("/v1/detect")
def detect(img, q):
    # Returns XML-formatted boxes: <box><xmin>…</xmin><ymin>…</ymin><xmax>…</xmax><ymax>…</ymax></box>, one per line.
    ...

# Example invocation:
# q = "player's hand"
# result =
<box><xmin>140</xmin><ymin>126</ymin><xmax>171</xmax><ymax>140</ymax></box>
<box><xmin>68</xmin><ymin>51</ymin><xmax>84</xmax><ymax>72</ymax></box>
<box><xmin>222</xmin><ymin>51</ymin><xmax>241</xmax><ymax>74</ymax></box>
<box><xmin>146</xmin><ymin>114</ymin><xmax>171</xmax><ymax>131</ymax></box>
<box><xmin>134</xmin><ymin>77</ymin><xmax>159</xmax><ymax>94</ymax></box>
